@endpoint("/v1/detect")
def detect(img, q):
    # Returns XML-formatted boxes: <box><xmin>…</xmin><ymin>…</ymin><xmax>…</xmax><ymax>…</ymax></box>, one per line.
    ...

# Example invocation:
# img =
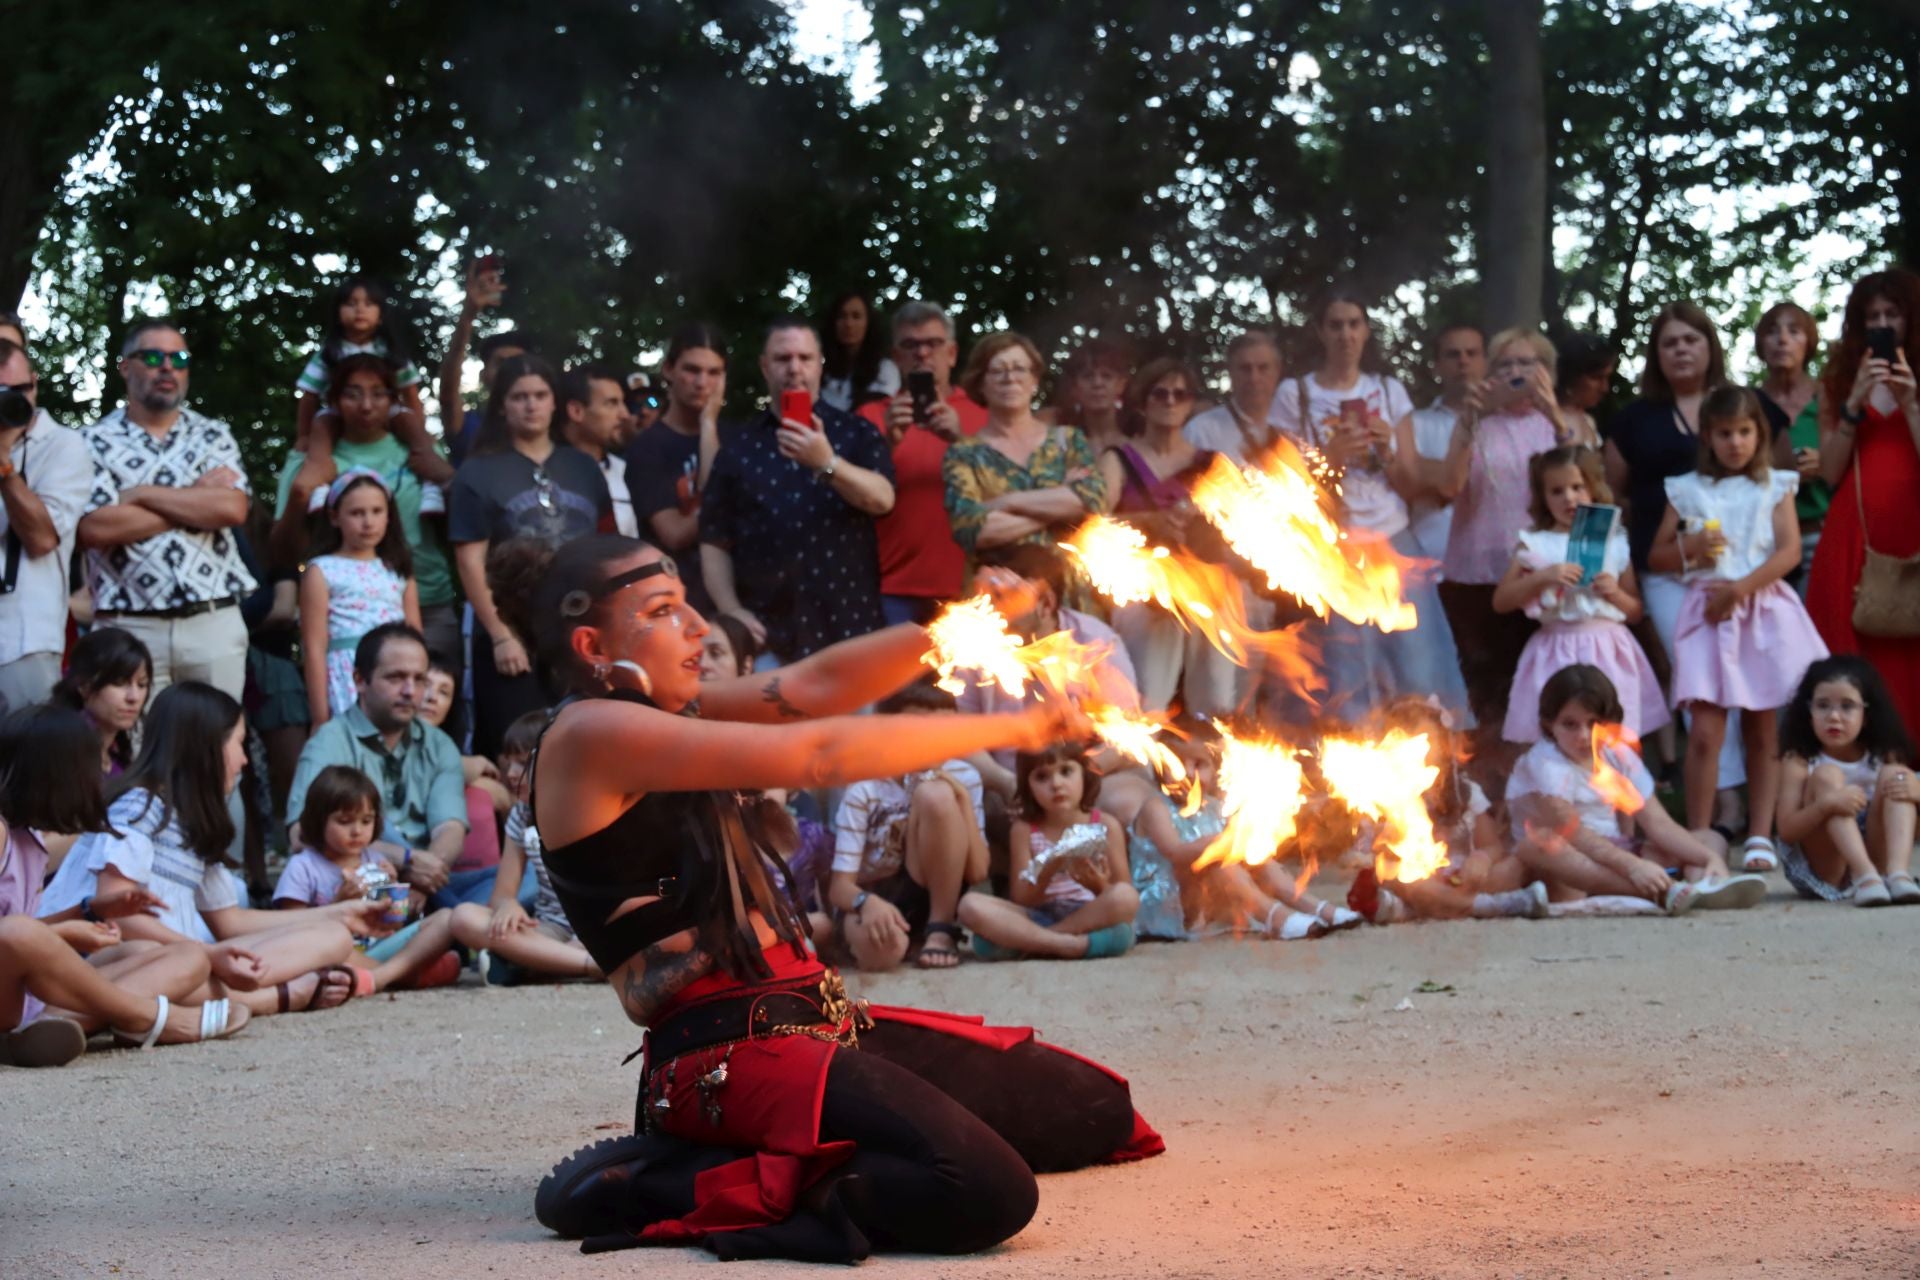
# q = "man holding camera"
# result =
<box><xmin>857</xmin><ymin>301</ymin><xmax>988</xmax><ymax>626</ymax></box>
<box><xmin>77</xmin><ymin>319</ymin><xmax>255</xmax><ymax>701</ymax></box>
<box><xmin>0</xmin><ymin>340</ymin><xmax>94</xmax><ymax>712</ymax></box>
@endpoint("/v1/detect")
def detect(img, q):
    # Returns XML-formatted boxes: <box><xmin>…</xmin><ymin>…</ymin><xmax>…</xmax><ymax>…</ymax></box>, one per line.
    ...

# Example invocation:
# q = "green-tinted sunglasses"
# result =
<box><xmin>129</xmin><ymin>348</ymin><xmax>191</xmax><ymax>370</ymax></box>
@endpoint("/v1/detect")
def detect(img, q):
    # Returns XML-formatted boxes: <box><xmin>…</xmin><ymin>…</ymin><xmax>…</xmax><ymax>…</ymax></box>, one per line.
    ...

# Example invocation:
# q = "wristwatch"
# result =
<box><xmin>850</xmin><ymin>890</ymin><xmax>870</xmax><ymax>914</ymax></box>
<box><xmin>819</xmin><ymin>454</ymin><xmax>839</xmax><ymax>480</ymax></box>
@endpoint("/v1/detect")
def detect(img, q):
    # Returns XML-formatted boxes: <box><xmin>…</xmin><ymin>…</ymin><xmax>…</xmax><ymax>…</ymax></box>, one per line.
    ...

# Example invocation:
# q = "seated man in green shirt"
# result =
<box><xmin>285</xmin><ymin>624</ymin><xmax>478</xmax><ymax>907</ymax></box>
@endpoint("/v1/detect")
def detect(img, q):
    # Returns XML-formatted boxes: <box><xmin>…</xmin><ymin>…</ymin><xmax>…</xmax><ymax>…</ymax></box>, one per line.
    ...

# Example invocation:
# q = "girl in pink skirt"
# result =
<box><xmin>1495</xmin><ymin>446</ymin><xmax>1668</xmax><ymax>745</ymax></box>
<box><xmin>1649</xmin><ymin>386</ymin><xmax>1828</xmax><ymax>869</ymax></box>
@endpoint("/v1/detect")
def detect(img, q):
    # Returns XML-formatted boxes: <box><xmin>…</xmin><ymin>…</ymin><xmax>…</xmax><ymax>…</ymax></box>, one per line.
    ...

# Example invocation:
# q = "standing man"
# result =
<box><xmin>701</xmin><ymin>318</ymin><xmax>895</xmax><ymax>663</ymax></box>
<box><xmin>561</xmin><ymin>362</ymin><xmax>638</xmax><ymax>536</ymax></box>
<box><xmin>1185</xmin><ymin>330</ymin><xmax>1285</xmax><ymax>464</ymax></box>
<box><xmin>858</xmin><ymin>302</ymin><xmax>988</xmax><ymax>626</ymax></box>
<box><xmin>626</xmin><ymin>324</ymin><xmax>729</xmax><ymax>615</ymax></box>
<box><xmin>77</xmin><ymin>319</ymin><xmax>254</xmax><ymax>700</ymax></box>
<box><xmin>0</xmin><ymin>340</ymin><xmax>94</xmax><ymax>712</ymax></box>
<box><xmin>1407</xmin><ymin>324</ymin><xmax>1487</xmax><ymax>565</ymax></box>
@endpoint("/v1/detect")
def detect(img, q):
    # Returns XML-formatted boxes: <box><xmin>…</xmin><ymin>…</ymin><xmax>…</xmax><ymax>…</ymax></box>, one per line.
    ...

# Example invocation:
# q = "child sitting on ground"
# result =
<box><xmin>1509</xmin><ymin>664</ymin><xmax>1766</xmax><ymax>914</ymax></box>
<box><xmin>1345</xmin><ymin>698</ymin><xmax>1549</xmax><ymax>923</ymax></box>
<box><xmin>273</xmin><ymin>765</ymin><xmax>461</xmax><ymax>990</ymax></box>
<box><xmin>1775</xmin><ymin>655</ymin><xmax>1920</xmax><ymax>906</ymax></box>
<box><xmin>959</xmin><ymin>742</ymin><xmax>1138</xmax><ymax>960</ymax></box>
<box><xmin>449</xmin><ymin>712</ymin><xmax>602</xmax><ymax>985</ymax></box>
<box><xmin>828</xmin><ymin>681</ymin><xmax>987</xmax><ymax>971</ymax></box>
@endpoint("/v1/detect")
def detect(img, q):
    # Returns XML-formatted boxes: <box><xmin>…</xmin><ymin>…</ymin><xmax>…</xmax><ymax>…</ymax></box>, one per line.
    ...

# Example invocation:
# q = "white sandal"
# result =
<box><xmin>1264</xmin><ymin>903</ymin><xmax>1328</xmax><ymax>941</ymax></box>
<box><xmin>1740</xmin><ymin>837</ymin><xmax>1780</xmax><ymax>874</ymax></box>
<box><xmin>114</xmin><ymin>995</ymin><xmax>171</xmax><ymax>1050</ymax></box>
<box><xmin>112</xmin><ymin>996</ymin><xmax>242</xmax><ymax>1050</ymax></box>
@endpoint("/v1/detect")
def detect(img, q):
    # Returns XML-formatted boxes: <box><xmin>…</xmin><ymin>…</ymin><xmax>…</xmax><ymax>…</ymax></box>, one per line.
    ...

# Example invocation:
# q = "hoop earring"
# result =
<box><xmin>612</xmin><ymin>659</ymin><xmax>653</xmax><ymax>697</ymax></box>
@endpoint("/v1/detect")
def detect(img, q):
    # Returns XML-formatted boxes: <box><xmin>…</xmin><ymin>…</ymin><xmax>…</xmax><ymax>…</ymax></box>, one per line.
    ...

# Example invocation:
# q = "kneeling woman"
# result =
<box><xmin>507</xmin><ymin>535</ymin><xmax>1162</xmax><ymax>1262</ymax></box>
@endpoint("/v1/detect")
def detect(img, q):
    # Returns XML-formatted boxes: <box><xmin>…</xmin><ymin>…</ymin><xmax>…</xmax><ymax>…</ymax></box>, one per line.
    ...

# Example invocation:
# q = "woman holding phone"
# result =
<box><xmin>1805</xmin><ymin>269</ymin><xmax>1920</xmax><ymax>733</ymax></box>
<box><xmin>1431</xmin><ymin>327</ymin><xmax>1569</xmax><ymax>748</ymax></box>
<box><xmin>1270</xmin><ymin>286</ymin><xmax>1468</xmax><ymax>724</ymax></box>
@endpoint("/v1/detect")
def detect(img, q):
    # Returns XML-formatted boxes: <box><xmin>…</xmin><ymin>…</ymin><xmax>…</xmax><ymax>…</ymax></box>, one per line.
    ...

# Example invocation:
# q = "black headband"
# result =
<box><xmin>559</xmin><ymin>556</ymin><xmax>679</xmax><ymax>618</ymax></box>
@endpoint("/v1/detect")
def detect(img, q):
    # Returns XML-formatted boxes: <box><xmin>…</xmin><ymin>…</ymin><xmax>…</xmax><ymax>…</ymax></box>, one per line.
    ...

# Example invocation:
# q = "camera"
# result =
<box><xmin>0</xmin><ymin>385</ymin><xmax>31</xmax><ymax>430</ymax></box>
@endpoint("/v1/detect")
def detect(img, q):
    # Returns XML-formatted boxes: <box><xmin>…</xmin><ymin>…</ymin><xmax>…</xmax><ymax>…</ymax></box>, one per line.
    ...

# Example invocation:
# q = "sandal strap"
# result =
<box><xmin>922</xmin><ymin>921</ymin><xmax>962</xmax><ymax>939</ymax></box>
<box><xmin>199</xmin><ymin>999</ymin><xmax>230</xmax><ymax>1040</ymax></box>
<box><xmin>137</xmin><ymin>995</ymin><xmax>169</xmax><ymax>1051</ymax></box>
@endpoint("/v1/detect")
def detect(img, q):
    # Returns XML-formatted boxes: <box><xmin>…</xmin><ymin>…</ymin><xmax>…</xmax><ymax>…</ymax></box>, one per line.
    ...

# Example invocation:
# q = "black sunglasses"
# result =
<box><xmin>128</xmin><ymin>349</ymin><xmax>192</xmax><ymax>370</ymax></box>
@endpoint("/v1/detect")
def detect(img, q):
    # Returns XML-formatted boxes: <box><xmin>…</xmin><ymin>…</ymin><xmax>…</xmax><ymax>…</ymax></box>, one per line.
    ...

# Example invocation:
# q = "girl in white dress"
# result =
<box><xmin>1494</xmin><ymin>446</ymin><xmax>1667</xmax><ymax>744</ymax></box>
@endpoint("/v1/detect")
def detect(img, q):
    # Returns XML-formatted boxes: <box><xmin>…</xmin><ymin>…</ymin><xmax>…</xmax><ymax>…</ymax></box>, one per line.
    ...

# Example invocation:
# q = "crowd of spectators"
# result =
<box><xmin>4</xmin><ymin>258</ymin><xmax>1919</xmax><ymax>1066</ymax></box>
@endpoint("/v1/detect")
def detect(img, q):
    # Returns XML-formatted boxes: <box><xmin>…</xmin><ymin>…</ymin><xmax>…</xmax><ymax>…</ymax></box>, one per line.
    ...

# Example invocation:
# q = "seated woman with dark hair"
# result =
<box><xmin>499</xmin><ymin>534</ymin><xmax>1161</xmax><ymax>1262</ymax></box>
<box><xmin>52</xmin><ymin>626</ymin><xmax>153</xmax><ymax>777</ymax></box>
<box><xmin>2</xmin><ymin>705</ymin><xmax>243</xmax><ymax>1065</ymax></box>
<box><xmin>41</xmin><ymin>683</ymin><xmax>397</xmax><ymax>1020</ymax></box>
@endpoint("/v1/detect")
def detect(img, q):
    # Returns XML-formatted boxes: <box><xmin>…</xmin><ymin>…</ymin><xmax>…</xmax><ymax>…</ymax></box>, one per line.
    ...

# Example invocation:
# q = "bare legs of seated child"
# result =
<box><xmin>448</xmin><ymin>905</ymin><xmax>603</xmax><ymax>982</ymax></box>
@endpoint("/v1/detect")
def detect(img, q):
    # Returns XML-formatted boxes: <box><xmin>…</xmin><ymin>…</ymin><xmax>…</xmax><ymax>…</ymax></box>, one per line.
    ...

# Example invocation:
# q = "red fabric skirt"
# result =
<box><xmin>634</xmin><ymin>952</ymin><xmax>1162</xmax><ymax>1244</ymax></box>
<box><xmin>1806</xmin><ymin>406</ymin><xmax>1920</xmax><ymax>732</ymax></box>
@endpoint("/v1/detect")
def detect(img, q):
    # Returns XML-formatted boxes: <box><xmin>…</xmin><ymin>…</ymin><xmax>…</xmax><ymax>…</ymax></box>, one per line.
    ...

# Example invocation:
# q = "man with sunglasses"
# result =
<box><xmin>0</xmin><ymin>339</ymin><xmax>95</xmax><ymax>712</ymax></box>
<box><xmin>857</xmin><ymin>301</ymin><xmax>989</xmax><ymax>626</ymax></box>
<box><xmin>77</xmin><ymin>319</ymin><xmax>255</xmax><ymax>700</ymax></box>
<box><xmin>286</xmin><ymin>623</ymin><xmax>469</xmax><ymax>904</ymax></box>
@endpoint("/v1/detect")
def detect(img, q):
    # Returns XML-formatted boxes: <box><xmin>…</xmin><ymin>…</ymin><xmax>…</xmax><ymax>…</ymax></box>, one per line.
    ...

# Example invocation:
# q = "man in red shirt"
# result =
<box><xmin>858</xmin><ymin>302</ymin><xmax>989</xmax><ymax>626</ymax></box>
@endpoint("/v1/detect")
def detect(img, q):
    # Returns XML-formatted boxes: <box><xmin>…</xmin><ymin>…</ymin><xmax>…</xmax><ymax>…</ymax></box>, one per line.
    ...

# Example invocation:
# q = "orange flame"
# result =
<box><xmin>1187</xmin><ymin>445</ymin><xmax>1417</xmax><ymax>632</ymax></box>
<box><xmin>1063</xmin><ymin>515</ymin><xmax>1321</xmax><ymax>698</ymax></box>
<box><xmin>1191</xmin><ymin>729</ymin><xmax>1307</xmax><ymax>871</ymax></box>
<box><xmin>1318</xmin><ymin>730</ymin><xmax>1450</xmax><ymax>884</ymax></box>
<box><xmin>1589</xmin><ymin>723</ymin><xmax>1646</xmax><ymax>816</ymax></box>
<box><xmin>922</xmin><ymin>595</ymin><xmax>1187</xmax><ymax>782</ymax></box>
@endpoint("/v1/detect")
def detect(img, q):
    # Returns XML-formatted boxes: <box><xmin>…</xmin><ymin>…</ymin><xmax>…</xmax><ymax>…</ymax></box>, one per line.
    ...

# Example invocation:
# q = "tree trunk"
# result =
<box><xmin>1481</xmin><ymin>0</ymin><xmax>1548</xmax><ymax>333</ymax></box>
<box><xmin>0</xmin><ymin>104</ymin><xmax>65</xmax><ymax>314</ymax></box>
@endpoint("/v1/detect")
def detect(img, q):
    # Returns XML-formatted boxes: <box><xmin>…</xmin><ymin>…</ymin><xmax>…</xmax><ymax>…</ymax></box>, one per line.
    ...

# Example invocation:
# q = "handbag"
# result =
<box><xmin>1849</xmin><ymin>463</ymin><xmax>1920</xmax><ymax>637</ymax></box>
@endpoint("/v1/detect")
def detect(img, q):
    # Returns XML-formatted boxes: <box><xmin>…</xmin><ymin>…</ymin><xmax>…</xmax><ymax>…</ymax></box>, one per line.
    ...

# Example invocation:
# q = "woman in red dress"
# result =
<box><xmin>497</xmin><ymin>535</ymin><xmax>1160</xmax><ymax>1263</ymax></box>
<box><xmin>1805</xmin><ymin>269</ymin><xmax>1920</xmax><ymax>734</ymax></box>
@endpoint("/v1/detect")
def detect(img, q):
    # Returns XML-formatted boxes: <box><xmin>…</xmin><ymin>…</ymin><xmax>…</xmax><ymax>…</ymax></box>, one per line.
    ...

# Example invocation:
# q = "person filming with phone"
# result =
<box><xmin>0</xmin><ymin>337</ymin><xmax>94</xmax><ymax>713</ymax></box>
<box><xmin>858</xmin><ymin>301</ymin><xmax>989</xmax><ymax>626</ymax></box>
<box><xmin>701</xmin><ymin>318</ymin><xmax>894</xmax><ymax>663</ymax></box>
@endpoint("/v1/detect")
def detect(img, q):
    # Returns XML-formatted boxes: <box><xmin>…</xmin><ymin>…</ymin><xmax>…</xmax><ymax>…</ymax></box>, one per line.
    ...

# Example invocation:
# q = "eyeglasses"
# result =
<box><xmin>1812</xmin><ymin>697</ymin><xmax>1866</xmax><ymax>715</ymax></box>
<box><xmin>1148</xmin><ymin>386</ymin><xmax>1194</xmax><ymax>404</ymax></box>
<box><xmin>378</xmin><ymin>753</ymin><xmax>405</xmax><ymax>809</ymax></box>
<box><xmin>1492</xmin><ymin>356</ymin><xmax>1539</xmax><ymax>374</ymax></box>
<box><xmin>532</xmin><ymin>466</ymin><xmax>558</xmax><ymax>514</ymax></box>
<box><xmin>985</xmin><ymin>364</ymin><xmax>1034</xmax><ymax>382</ymax></box>
<box><xmin>898</xmin><ymin>337</ymin><xmax>949</xmax><ymax>355</ymax></box>
<box><xmin>128</xmin><ymin>349</ymin><xmax>191</xmax><ymax>370</ymax></box>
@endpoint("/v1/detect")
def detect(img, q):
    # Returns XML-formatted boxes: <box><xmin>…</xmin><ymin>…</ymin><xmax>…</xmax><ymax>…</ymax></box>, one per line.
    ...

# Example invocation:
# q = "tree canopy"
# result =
<box><xmin>3</xmin><ymin>0</ymin><xmax>1905</xmax><ymax>483</ymax></box>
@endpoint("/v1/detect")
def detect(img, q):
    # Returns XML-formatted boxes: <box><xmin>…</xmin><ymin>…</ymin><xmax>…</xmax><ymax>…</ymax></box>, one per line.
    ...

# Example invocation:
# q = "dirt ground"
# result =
<box><xmin>4</xmin><ymin>880</ymin><xmax>1917</xmax><ymax>1279</ymax></box>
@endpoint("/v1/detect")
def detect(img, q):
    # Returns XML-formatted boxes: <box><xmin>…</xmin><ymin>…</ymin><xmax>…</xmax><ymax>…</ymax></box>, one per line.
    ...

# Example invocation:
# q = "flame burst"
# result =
<box><xmin>1192</xmin><ymin>729</ymin><xmax>1307</xmax><ymax>871</ymax></box>
<box><xmin>922</xmin><ymin>595</ymin><xmax>1187</xmax><ymax>782</ymax></box>
<box><xmin>1318</xmin><ymin>730</ymin><xmax>1450</xmax><ymax>884</ymax></box>
<box><xmin>1589</xmin><ymin>723</ymin><xmax>1646</xmax><ymax>816</ymax></box>
<box><xmin>1187</xmin><ymin>445</ymin><xmax>1417</xmax><ymax>632</ymax></box>
<box><xmin>1064</xmin><ymin>515</ymin><xmax>1320</xmax><ymax>696</ymax></box>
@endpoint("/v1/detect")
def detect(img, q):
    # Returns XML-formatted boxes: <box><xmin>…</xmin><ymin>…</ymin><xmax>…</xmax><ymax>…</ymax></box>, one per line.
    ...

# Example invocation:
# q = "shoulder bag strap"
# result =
<box><xmin>1855</xmin><ymin>461</ymin><xmax>1879</xmax><ymax>556</ymax></box>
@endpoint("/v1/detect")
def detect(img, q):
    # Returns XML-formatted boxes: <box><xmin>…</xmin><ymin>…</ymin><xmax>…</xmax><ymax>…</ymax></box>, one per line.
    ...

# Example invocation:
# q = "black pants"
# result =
<box><xmin>605</xmin><ymin>1020</ymin><xmax>1138</xmax><ymax>1262</ymax></box>
<box><xmin>468</xmin><ymin>627</ymin><xmax>549</xmax><ymax>759</ymax></box>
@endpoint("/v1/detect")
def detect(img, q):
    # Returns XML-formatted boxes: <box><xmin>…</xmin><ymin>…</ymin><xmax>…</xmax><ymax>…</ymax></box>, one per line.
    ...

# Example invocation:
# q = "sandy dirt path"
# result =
<box><xmin>4</xmin><ymin>889</ymin><xmax>1916</xmax><ymax>1278</ymax></box>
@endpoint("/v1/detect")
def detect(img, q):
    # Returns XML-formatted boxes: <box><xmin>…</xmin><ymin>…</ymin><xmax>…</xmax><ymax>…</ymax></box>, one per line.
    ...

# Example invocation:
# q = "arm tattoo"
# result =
<box><xmin>760</xmin><ymin>675</ymin><xmax>806</xmax><ymax>719</ymax></box>
<box><xmin>618</xmin><ymin>941</ymin><xmax>714</xmax><ymax>1021</ymax></box>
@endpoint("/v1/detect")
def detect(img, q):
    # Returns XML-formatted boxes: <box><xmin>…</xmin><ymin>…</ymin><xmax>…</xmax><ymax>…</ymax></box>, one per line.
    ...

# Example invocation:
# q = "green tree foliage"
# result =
<box><xmin>4</xmin><ymin>0</ymin><xmax>1902</xmax><ymax>486</ymax></box>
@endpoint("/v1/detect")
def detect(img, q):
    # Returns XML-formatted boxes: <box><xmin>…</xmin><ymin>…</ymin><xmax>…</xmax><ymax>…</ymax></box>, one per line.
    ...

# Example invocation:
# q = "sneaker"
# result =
<box><xmin>1321</xmin><ymin>904</ymin><xmax>1366</xmax><ymax>931</ymax></box>
<box><xmin>1472</xmin><ymin>884</ymin><xmax>1548</xmax><ymax>919</ymax></box>
<box><xmin>1664</xmin><ymin>881</ymin><xmax>1700</xmax><ymax>916</ymax></box>
<box><xmin>1524</xmin><ymin>880</ymin><xmax>1551</xmax><ymax>918</ymax></box>
<box><xmin>480</xmin><ymin>949</ymin><xmax>524</xmax><ymax>987</ymax></box>
<box><xmin>1740</xmin><ymin>838</ymin><xmax>1780</xmax><ymax>874</ymax></box>
<box><xmin>1693</xmin><ymin>873</ymin><xmax>1767</xmax><ymax>911</ymax></box>
<box><xmin>1853</xmin><ymin>876</ymin><xmax>1892</xmax><ymax>908</ymax></box>
<box><xmin>1886</xmin><ymin>871</ymin><xmax>1920</xmax><ymax>905</ymax></box>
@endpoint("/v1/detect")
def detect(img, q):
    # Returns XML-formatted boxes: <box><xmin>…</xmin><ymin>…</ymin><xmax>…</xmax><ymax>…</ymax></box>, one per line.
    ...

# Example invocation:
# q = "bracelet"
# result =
<box><xmin>80</xmin><ymin>895</ymin><xmax>98</xmax><ymax>923</ymax></box>
<box><xmin>401</xmin><ymin>849</ymin><xmax>413</xmax><ymax>872</ymax></box>
<box><xmin>1840</xmin><ymin>402</ymin><xmax>1865</xmax><ymax>425</ymax></box>
<box><xmin>850</xmin><ymin>890</ymin><xmax>870</xmax><ymax>914</ymax></box>
<box><xmin>492</xmin><ymin>634</ymin><xmax>515</xmax><ymax>647</ymax></box>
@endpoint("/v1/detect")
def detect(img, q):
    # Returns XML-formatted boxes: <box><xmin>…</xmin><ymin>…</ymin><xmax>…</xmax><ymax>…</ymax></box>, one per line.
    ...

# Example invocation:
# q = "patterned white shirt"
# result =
<box><xmin>82</xmin><ymin>405</ymin><xmax>256</xmax><ymax>612</ymax></box>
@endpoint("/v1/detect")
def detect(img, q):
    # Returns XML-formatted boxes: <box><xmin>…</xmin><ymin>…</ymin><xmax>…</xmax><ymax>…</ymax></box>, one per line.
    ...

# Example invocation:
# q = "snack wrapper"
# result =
<box><xmin>1020</xmin><ymin>820</ymin><xmax>1109</xmax><ymax>887</ymax></box>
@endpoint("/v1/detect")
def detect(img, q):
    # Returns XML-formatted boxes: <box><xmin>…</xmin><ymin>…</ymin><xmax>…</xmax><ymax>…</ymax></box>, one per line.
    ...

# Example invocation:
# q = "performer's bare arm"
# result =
<box><xmin>697</xmin><ymin>625</ymin><xmax>934</xmax><ymax>723</ymax></box>
<box><xmin>537</xmin><ymin>702</ymin><xmax>1070</xmax><ymax>849</ymax></box>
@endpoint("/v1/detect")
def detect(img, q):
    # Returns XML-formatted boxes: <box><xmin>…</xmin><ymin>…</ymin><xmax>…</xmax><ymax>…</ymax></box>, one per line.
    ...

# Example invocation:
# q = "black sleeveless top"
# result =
<box><xmin>533</xmin><ymin>689</ymin><xmax>805</xmax><ymax>980</ymax></box>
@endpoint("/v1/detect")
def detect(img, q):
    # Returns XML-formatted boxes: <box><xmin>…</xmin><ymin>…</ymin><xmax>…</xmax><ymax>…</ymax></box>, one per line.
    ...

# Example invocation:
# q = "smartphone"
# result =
<box><xmin>1868</xmin><ymin>327</ymin><xmax>1898</xmax><ymax>362</ymax></box>
<box><xmin>779</xmin><ymin>388</ymin><xmax>814</xmax><ymax>428</ymax></box>
<box><xmin>1339</xmin><ymin>397</ymin><xmax>1367</xmax><ymax>423</ymax></box>
<box><xmin>907</xmin><ymin>369</ymin><xmax>938</xmax><ymax>424</ymax></box>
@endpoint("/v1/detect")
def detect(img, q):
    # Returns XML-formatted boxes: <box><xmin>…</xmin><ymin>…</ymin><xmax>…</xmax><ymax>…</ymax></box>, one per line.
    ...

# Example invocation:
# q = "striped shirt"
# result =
<box><xmin>40</xmin><ymin>789</ymin><xmax>238</xmax><ymax>944</ymax></box>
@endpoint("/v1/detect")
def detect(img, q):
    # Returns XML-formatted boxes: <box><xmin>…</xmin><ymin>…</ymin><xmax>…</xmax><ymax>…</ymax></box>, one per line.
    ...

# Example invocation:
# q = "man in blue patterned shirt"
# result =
<box><xmin>77</xmin><ymin>318</ymin><xmax>255</xmax><ymax>699</ymax></box>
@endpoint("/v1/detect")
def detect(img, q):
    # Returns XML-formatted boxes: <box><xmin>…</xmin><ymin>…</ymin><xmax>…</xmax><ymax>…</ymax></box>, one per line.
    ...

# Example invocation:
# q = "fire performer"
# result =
<box><xmin>501</xmin><ymin>534</ymin><xmax>1161</xmax><ymax>1262</ymax></box>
